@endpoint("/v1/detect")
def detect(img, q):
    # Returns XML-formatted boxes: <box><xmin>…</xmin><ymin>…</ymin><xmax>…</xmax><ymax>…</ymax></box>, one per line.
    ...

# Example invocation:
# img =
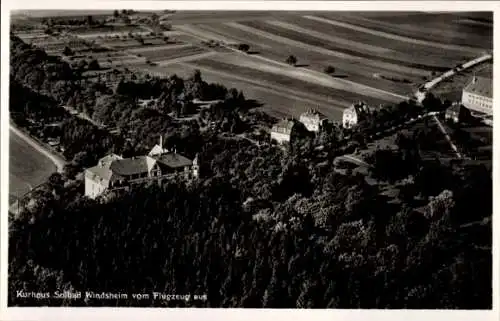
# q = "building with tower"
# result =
<box><xmin>85</xmin><ymin>136</ymin><xmax>199</xmax><ymax>199</ymax></box>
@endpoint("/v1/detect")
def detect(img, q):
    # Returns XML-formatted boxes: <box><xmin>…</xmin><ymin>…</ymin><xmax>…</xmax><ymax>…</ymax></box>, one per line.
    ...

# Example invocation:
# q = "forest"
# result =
<box><xmin>8</xmin><ymin>35</ymin><xmax>492</xmax><ymax>309</ymax></box>
<box><xmin>9</xmin><ymin>135</ymin><xmax>492</xmax><ymax>308</ymax></box>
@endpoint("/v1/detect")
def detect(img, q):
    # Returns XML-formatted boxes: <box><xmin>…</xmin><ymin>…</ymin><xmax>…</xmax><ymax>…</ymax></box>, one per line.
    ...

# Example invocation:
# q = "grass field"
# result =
<box><xmin>314</xmin><ymin>13</ymin><xmax>492</xmax><ymax>49</ymax></box>
<box><xmin>131</xmin><ymin>45</ymin><xmax>207</xmax><ymax>62</ymax></box>
<box><xmin>9</xmin><ymin>129</ymin><xmax>57</xmax><ymax>199</ymax></box>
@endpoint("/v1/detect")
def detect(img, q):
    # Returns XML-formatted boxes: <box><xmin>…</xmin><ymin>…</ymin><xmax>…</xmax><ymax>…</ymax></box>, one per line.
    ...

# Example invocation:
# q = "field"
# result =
<box><xmin>12</xmin><ymin>11</ymin><xmax>493</xmax><ymax>123</ymax></box>
<box><xmin>9</xmin><ymin>129</ymin><xmax>57</xmax><ymax>199</ymax></box>
<box><xmin>131</xmin><ymin>44</ymin><xmax>208</xmax><ymax>62</ymax></box>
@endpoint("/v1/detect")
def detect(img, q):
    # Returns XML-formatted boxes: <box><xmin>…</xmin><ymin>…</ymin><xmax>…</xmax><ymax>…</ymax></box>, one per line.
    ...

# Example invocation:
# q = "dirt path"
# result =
<box><xmin>304</xmin><ymin>15</ymin><xmax>484</xmax><ymax>55</ymax></box>
<box><xmin>10</xmin><ymin>124</ymin><xmax>66</xmax><ymax>173</ymax></box>
<box><xmin>432</xmin><ymin>115</ymin><xmax>463</xmax><ymax>159</ymax></box>
<box><xmin>126</xmin><ymin>43</ymin><xmax>193</xmax><ymax>53</ymax></box>
<box><xmin>156</xmin><ymin>51</ymin><xmax>219</xmax><ymax>66</ymax></box>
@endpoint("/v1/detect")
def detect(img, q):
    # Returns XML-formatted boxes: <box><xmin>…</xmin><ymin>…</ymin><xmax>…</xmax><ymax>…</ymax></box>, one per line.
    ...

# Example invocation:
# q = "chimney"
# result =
<box><xmin>159</xmin><ymin>135</ymin><xmax>163</xmax><ymax>149</ymax></box>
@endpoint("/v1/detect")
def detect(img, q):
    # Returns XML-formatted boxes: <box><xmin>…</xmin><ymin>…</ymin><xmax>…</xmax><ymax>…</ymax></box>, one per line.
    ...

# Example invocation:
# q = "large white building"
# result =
<box><xmin>299</xmin><ymin>109</ymin><xmax>328</xmax><ymax>132</ymax></box>
<box><xmin>85</xmin><ymin>137</ymin><xmax>199</xmax><ymax>199</ymax></box>
<box><xmin>342</xmin><ymin>102</ymin><xmax>370</xmax><ymax>129</ymax></box>
<box><xmin>270</xmin><ymin>119</ymin><xmax>296</xmax><ymax>145</ymax></box>
<box><xmin>461</xmin><ymin>76</ymin><xmax>492</xmax><ymax>115</ymax></box>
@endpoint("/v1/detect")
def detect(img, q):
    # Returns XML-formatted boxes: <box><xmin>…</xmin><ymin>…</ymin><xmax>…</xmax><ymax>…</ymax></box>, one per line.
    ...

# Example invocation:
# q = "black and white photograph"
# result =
<box><xmin>1</xmin><ymin>1</ymin><xmax>496</xmax><ymax>318</ymax></box>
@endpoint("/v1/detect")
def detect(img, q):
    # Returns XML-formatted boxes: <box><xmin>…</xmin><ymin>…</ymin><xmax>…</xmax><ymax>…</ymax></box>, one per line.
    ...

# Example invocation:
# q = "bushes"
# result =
<box><xmin>238</xmin><ymin>43</ymin><xmax>250</xmax><ymax>53</ymax></box>
<box><xmin>286</xmin><ymin>55</ymin><xmax>297</xmax><ymax>66</ymax></box>
<box><xmin>324</xmin><ymin>65</ymin><xmax>335</xmax><ymax>74</ymax></box>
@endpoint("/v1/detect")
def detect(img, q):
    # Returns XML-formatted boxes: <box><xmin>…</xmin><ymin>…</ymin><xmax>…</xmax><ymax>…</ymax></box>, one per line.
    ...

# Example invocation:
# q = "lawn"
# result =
<box><xmin>9</xmin><ymin>129</ymin><xmax>57</xmax><ymax>199</ymax></box>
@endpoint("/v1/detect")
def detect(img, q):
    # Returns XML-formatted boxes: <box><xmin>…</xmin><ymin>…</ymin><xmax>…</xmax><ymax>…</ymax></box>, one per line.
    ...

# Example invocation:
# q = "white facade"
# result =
<box><xmin>461</xmin><ymin>76</ymin><xmax>492</xmax><ymax>116</ymax></box>
<box><xmin>343</xmin><ymin>108</ymin><xmax>359</xmax><ymax>129</ymax></box>
<box><xmin>343</xmin><ymin>102</ymin><xmax>369</xmax><ymax>129</ymax></box>
<box><xmin>270</xmin><ymin>131</ymin><xmax>291</xmax><ymax>144</ymax></box>
<box><xmin>462</xmin><ymin>91</ymin><xmax>492</xmax><ymax>115</ymax></box>
<box><xmin>299</xmin><ymin>111</ymin><xmax>327</xmax><ymax>132</ymax></box>
<box><xmin>84</xmin><ymin>175</ymin><xmax>109</xmax><ymax>199</ymax></box>
<box><xmin>270</xmin><ymin>119</ymin><xmax>296</xmax><ymax>145</ymax></box>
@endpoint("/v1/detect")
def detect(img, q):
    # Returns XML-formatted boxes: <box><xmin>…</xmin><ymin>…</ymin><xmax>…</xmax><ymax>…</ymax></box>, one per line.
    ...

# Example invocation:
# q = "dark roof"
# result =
<box><xmin>154</xmin><ymin>153</ymin><xmax>193</xmax><ymax>169</ymax></box>
<box><xmin>109</xmin><ymin>156</ymin><xmax>150</xmax><ymax>176</ymax></box>
<box><xmin>464</xmin><ymin>76</ymin><xmax>492</xmax><ymax>98</ymax></box>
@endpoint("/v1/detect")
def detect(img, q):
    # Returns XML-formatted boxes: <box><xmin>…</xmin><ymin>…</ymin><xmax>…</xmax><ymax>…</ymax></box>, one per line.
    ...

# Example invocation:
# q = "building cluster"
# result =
<box><xmin>270</xmin><ymin>104</ymin><xmax>371</xmax><ymax>145</ymax></box>
<box><xmin>85</xmin><ymin>136</ymin><xmax>199</xmax><ymax>199</ymax></box>
<box><xmin>84</xmin><ymin>73</ymin><xmax>491</xmax><ymax>198</ymax></box>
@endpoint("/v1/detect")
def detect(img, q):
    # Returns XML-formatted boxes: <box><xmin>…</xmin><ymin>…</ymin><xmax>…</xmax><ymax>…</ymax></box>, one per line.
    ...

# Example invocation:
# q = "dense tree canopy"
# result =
<box><xmin>8</xmin><ymin>34</ymin><xmax>491</xmax><ymax>309</ymax></box>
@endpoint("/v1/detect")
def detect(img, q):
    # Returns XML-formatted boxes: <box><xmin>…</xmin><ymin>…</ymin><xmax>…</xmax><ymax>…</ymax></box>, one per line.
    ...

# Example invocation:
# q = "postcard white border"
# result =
<box><xmin>1</xmin><ymin>1</ymin><xmax>498</xmax><ymax>321</ymax></box>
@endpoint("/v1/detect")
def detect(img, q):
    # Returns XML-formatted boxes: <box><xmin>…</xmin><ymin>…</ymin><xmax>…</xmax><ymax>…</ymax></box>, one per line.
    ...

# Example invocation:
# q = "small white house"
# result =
<box><xmin>299</xmin><ymin>109</ymin><xmax>328</xmax><ymax>132</ymax></box>
<box><xmin>270</xmin><ymin>119</ymin><xmax>296</xmax><ymax>144</ymax></box>
<box><xmin>342</xmin><ymin>102</ymin><xmax>370</xmax><ymax>129</ymax></box>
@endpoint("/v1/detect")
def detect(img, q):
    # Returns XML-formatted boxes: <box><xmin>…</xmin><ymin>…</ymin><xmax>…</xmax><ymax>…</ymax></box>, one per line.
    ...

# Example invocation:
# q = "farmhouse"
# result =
<box><xmin>84</xmin><ymin>137</ymin><xmax>199</xmax><ymax>199</ymax></box>
<box><xmin>299</xmin><ymin>109</ymin><xmax>328</xmax><ymax>132</ymax></box>
<box><xmin>270</xmin><ymin>119</ymin><xmax>296</xmax><ymax>144</ymax></box>
<box><xmin>461</xmin><ymin>76</ymin><xmax>492</xmax><ymax>115</ymax></box>
<box><xmin>342</xmin><ymin>102</ymin><xmax>370</xmax><ymax>129</ymax></box>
